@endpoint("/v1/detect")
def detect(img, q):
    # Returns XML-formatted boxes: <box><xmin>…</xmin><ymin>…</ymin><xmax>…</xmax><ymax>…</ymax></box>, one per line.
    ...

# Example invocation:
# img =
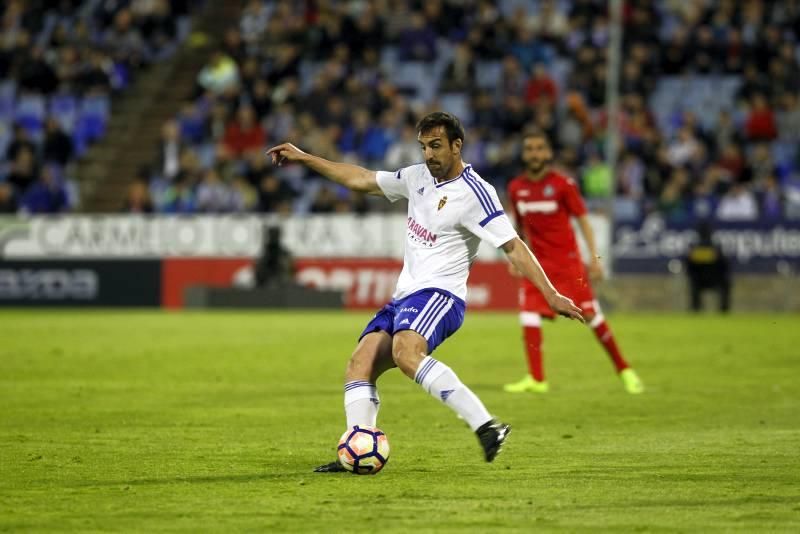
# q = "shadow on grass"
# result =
<box><xmin>74</xmin><ymin>472</ymin><xmax>307</xmax><ymax>487</ymax></box>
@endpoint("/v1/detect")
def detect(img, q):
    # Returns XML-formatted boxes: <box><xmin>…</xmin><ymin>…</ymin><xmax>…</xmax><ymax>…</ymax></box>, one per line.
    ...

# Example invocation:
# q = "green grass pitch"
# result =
<box><xmin>1</xmin><ymin>310</ymin><xmax>799</xmax><ymax>532</ymax></box>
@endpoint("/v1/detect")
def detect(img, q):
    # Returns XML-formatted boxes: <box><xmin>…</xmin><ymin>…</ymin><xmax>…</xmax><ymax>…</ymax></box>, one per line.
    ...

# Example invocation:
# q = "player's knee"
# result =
<box><xmin>346</xmin><ymin>347</ymin><xmax>372</xmax><ymax>378</ymax></box>
<box><xmin>391</xmin><ymin>332</ymin><xmax>427</xmax><ymax>377</ymax></box>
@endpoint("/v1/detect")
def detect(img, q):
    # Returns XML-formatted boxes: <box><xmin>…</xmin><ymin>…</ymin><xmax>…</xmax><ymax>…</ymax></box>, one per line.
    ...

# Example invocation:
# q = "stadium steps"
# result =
<box><xmin>77</xmin><ymin>2</ymin><xmax>242</xmax><ymax>213</ymax></box>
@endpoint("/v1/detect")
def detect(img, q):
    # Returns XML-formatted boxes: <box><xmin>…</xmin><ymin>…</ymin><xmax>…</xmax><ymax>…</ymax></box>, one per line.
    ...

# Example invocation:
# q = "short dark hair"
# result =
<box><xmin>522</xmin><ymin>126</ymin><xmax>550</xmax><ymax>143</ymax></box>
<box><xmin>416</xmin><ymin>111</ymin><xmax>465</xmax><ymax>145</ymax></box>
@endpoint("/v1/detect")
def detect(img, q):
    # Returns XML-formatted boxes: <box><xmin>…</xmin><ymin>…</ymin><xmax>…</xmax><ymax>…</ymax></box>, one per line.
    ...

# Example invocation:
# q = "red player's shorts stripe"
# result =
<box><xmin>520</xmin><ymin>260</ymin><xmax>596</xmax><ymax>318</ymax></box>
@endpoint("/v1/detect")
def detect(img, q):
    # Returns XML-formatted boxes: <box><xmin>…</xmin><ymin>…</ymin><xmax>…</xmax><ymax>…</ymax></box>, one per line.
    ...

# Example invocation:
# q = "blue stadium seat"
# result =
<box><xmin>475</xmin><ymin>61</ymin><xmax>502</xmax><ymax>90</ymax></box>
<box><xmin>14</xmin><ymin>94</ymin><xmax>46</xmax><ymax>140</ymax></box>
<box><xmin>439</xmin><ymin>93</ymin><xmax>471</xmax><ymax>124</ymax></box>
<box><xmin>49</xmin><ymin>93</ymin><xmax>79</xmax><ymax>132</ymax></box>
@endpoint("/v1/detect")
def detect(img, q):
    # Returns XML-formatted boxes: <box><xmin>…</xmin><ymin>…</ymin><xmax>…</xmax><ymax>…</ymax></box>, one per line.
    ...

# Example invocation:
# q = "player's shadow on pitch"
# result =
<box><xmin>78</xmin><ymin>473</ymin><xmax>295</xmax><ymax>487</ymax></box>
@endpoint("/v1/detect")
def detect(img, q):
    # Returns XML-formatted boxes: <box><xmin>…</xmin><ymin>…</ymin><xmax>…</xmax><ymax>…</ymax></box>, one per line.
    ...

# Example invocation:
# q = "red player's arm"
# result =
<box><xmin>501</xmin><ymin>237</ymin><xmax>583</xmax><ymax>321</ymax></box>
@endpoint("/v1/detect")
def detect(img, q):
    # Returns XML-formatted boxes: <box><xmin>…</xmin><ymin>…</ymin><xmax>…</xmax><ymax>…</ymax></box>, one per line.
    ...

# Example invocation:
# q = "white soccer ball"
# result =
<box><xmin>337</xmin><ymin>425</ymin><xmax>390</xmax><ymax>475</ymax></box>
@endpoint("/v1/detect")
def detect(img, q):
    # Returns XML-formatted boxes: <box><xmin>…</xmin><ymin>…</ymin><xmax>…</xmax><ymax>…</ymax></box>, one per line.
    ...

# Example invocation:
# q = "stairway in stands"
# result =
<box><xmin>78</xmin><ymin>2</ymin><xmax>241</xmax><ymax>213</ymax></box>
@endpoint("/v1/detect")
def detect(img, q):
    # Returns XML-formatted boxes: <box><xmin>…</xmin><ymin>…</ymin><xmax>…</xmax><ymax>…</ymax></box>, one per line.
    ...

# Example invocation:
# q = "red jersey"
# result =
<box><xmin>507</xmin><ymin>170</ymin><xmax>587</xmax><ymax>266</ymax></box>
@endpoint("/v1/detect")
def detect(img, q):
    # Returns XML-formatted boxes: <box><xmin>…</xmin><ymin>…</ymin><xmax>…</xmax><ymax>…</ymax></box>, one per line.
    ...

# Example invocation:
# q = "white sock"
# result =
<box><xmin>414</xmin><ymin>356</ymin><xmax>492</xmax><ymax>431</ymax></box>
<box><xmin>344</xmin><ymin>380</ymin><xmax>380</xmax><ymax>428</ymax></box>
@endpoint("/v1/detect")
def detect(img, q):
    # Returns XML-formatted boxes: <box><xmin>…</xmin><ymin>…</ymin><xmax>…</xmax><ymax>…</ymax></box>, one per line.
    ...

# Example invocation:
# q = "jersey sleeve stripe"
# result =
<box><xmin>463</xmin><ymin>175</ymin><xmax>493</xmax><ymax>215</ymax></box>
<box><xmin>478</xmin><ymin>210</ymin><xmax>505</xmax><ymax>227</ymax></box>
<box><xmin>465</xmin><ymin>171</ymin><xmax>499</xmax><ymax>214</ymax></box>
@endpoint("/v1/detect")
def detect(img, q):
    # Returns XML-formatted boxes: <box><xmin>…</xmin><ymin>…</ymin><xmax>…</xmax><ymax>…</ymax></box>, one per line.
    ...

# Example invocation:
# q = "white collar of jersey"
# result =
<box><xmin>434</xmin><ymin>163</ymin><xmax>472</xmax><ymax>188</ymax></box>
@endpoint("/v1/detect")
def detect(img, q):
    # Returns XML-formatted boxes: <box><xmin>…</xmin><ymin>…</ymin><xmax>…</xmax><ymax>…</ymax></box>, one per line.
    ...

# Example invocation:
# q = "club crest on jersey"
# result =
<box><xmin>417</xmin><ymin>187</ymin><xmax>425</xmax><ymax>195</ymax></box>
<box><xmin>543</xmin><ymin>185</ymin><xmax>555</xmax><ymax>197</ymax></box>
<box><xmin>438</xmin><ymin>196</ymin><xmax>448</xmax><ymax>211</ymax></box>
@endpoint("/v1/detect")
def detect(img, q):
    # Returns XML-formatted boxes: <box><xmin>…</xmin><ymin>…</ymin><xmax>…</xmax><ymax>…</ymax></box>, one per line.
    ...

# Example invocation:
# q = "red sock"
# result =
<box><xmin>590</xmin><ymin>317</ymin><xmax>629</xmax><ymax>372</ymax></box>
<box><xmin>523</xmin><ymin>326</ymin><xmax>545</xmax><ymax>381</ymax></box>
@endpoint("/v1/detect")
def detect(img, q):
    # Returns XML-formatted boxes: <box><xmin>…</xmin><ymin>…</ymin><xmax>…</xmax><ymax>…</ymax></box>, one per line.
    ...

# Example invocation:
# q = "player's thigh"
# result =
<box><xmin>347</xmin><ymin>331</ymin><xmax>394</xmax><ymax>381</ymax></box>
<box><xmin>391</xmin><ymin>329</ymin><xmax>428</xmax><ymax>379</ymax></box>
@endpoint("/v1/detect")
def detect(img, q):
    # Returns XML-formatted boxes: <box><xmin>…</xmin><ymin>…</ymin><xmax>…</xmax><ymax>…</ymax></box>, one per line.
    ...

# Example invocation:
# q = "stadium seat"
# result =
<box><xmin>75</xmin><ymin>94</ymin><xmax>111</xmax><ymax>142</ymax></box>
<box><xmin>475</xmin><ymin>61</ymin><xmax>502</xmax><ymax>89</ymax></box>
<box><xmin>439</xmin><ymin>93</ymin><xmax>471</xmax><ymax>124</ymax></box>
<box><xmin>49</xmin><ymin>93</ymin><xmax>79</xmax><ymax>132</ymax></box>
<box><xmin>390</xmin><ymin>62</ymin><xmax>433</xmax><ymax>99</ymax></box>
<box><xmin>0</xmin><ymin>80</ymin><xmax>15</xmax><ymax>121</ymax></box>
<box><xmin>14</xmin><ymin>94</ymin><xmax>46</xmax><ymax>140</ymax></box>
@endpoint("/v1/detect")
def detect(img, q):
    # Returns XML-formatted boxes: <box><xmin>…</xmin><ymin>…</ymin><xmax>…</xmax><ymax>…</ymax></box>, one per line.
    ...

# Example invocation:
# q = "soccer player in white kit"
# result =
<box><xmin>267</xmin><ymin>112</ymin><xmax>583</xmax><ymax>472</ymax></box>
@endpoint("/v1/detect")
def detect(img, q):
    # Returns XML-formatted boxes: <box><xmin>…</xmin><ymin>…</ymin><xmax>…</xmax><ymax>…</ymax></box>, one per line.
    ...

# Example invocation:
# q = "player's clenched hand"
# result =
<box><xmin>547</xmin><ymin>292</ymin><xmax>584</xmax><ymax>322</ymax></box>
<box><xmin>588</xmin><ymin>257</ymin><xmax>605</xmax><ymax>281</ymax></box>
<box><xmin>266</xmin><ymin>143</ymin><xmax>308</xmax><ymax>166</ymax></box>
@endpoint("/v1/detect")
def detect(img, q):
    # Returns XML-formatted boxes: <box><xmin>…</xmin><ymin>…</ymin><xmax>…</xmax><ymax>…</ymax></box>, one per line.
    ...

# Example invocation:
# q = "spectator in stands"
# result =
<box><xmin>77</xmin><ymin>49</ymin><xmax>112</xmax><ymax>95</ymax></box>
<box><xmin>745</xmin><ymin>93</ymin><xmax>778</xmax><ymax>141</ymax></box>
<box><xmin>156</xmin><ymin>120</ymin><xmax>183</xmax><ymax>180</ymax></box>
<box><xmin>777</xmin><ymin>92</ymin><xmax>800</xmax><ymax>140</ymax></box>
<box><xmin>157</xmin><ymin>173</ymin><xmax>195</xmax><ymax>214</ymax></box>
<box><xmin>5</xmin><ymin>123</ymin><xmax>35</xmax><ymax>162</ymax></box>
<box><xmin>528</xmin><ymin>0</ymin><xmax>569</xmax><ymax>43</ymax></box>
<box><xmin>222</xmin><ymin>105</ymin><xmax>265</xmax><ymax>158</ymax></box>
<box><xmin>196</xmin><ymin>168</ymin><xmax>239</xmax><ymax>213</ymax></box>
<box><xmin>197</xmin><ymin>50</ymin><xmax>240</xmax><ymax>96</ymax></box>
<box><xmin>7</xmin><ymin>146</ymin><xmax>37</xmax><ymax>195</ymax></box>
<box><xmin>0</xmin><ymin>182</ymin><xmax>17</xmax><ymax>213</ymax></box>
<box><xmin>524</xmin><ymin>63</ymin><xmax>558</xmax><ymax>107</ymax></box>
<box><xmin>760</xmin><ymin>174</ymin><xmax>783</xmax><ymax>221</ymax></box>
<box><xmin>399</xmin><ymin>12</ymin><xmax>437</xmax><ymax>62</ymax></box>
<box><xmin>714</xmin><ymin>110</ymin><xmax>740</xmax><ymax>151</ymax></box>
<box><xmin>257</xmin><ymin>173</ymin><xmax>294</xmax><ymax>214</ymax></box>
<box><xmin>54</xmin><ymin>46</ymin><xmax>82</xmax><ymax>91</ymax></box>
<box><xmin>240</xmin><ymin>0</ymin><xmax>270</xmax><ymax>46</ymax></box>
<box><xmin>667</xmin><ymin>127</ymin><xmax>702</xmax><ymax>167</ymax></box>
<box><xmin>177</xmin><ymin>101</ymin><xmax>207</xmax><ymax>145</ymax></box>
<box><xmin>123</xmin><ymin>179</ymin><xmax>154</xmax><ymax>213</ymax></box>
<box><xmin>19</xmin><ymin>165</ymin><xmax>69</xmax><ymax>214</ymax></box>
<box><xmin>42</xmin><ymin>118</ymin><xmax>74</xmax><ymax>166</ymax></box>
<box><xmin>440</xmin><ymin>42</ymin><xmax>476</xmax><ymax>93</ymax></box>
<box><xmin>134</xmin><ymin>0</ymin><xmax>177</xmax><ymax>56</ymax></box>
<box><xmin>496</xmin><ymin>94</ymin><xmax>531</xmax><ymax>134</ymax></box>
<box><xmin>385</xmin><ymin>124</ymin><xmax>422</xmax><ymax>170</ymax></box>
<box><xmin>17</xmin><ymin>45</ymin><xmax>58</xmax><ymax>94</ymax></box>
<box><xmin>717</xmin><ymin>182</ymin><xmax>758</xmax><ymax>221</ymax></box>
<box><xmin>249</xmin><ymin>78</ymin><xmax>272</xmax><ymax>121</ymax></box>
<box><xmin>582</xmin><ymin>153</ymin><xmax>613</xmax><ymax>200</ymax></box>
<box><xmin>309</xmin><ymin>185</ymin><xmax>339</xmax><ymax>214</ymax></box>
<box><xmin>338</xmin><ymin>108</ymin><xmax>390</xmax><ymax>164</ymax></box>
<box><xmin>103</xmin><ymin>8</ymin><xmax>148</xmax><ymax>69</ymax></box>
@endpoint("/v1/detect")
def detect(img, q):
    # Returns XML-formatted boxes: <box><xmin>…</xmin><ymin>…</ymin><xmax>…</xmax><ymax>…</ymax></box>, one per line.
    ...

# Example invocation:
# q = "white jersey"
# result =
<box><xmin>376</xmin><ymin>163</ymin><xmax>518</xmax><ymax>302</ymax></box>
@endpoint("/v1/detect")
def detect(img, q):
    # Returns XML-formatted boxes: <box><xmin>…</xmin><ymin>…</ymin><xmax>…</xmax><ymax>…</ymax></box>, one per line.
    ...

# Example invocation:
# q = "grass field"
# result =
<box><xmin>1</xmin><ymin>311</ymin><xmax>799</xmax><ymax>532</ymax></box>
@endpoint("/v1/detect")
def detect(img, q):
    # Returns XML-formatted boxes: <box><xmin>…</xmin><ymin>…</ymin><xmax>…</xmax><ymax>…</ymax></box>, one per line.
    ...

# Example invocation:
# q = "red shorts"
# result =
<box><xmin>520</xmin><ymin>261</ymin><xmax>597</xmax><ymax>318</ymax></box>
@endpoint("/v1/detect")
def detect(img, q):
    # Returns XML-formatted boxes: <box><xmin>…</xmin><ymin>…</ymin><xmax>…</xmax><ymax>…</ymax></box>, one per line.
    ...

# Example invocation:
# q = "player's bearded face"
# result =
<box><xmin>419</xmin><ymin>129</ymin><xmax>458</xmax><ymax>179</ymax></box>
<box><xmin>522</xmin><ymin>138</ymin><xmax>553</xmax><ymax>174</ymax></box>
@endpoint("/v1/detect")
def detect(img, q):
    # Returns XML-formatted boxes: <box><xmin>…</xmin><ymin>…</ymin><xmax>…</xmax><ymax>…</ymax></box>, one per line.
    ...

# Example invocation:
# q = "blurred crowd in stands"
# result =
<box><xmin>0</xmin><ymin>0</ymin><xmax>193</xmax><ymax>214</ymax></box>
<box><xmin>2</xmin><ymin>0</ymin><xmax>799</xmax><ymax>222</ymax></box>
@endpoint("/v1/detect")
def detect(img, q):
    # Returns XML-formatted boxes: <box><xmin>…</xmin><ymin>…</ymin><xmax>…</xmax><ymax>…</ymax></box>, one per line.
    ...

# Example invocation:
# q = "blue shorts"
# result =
<box><xmin>359</xmin><ymin>288</ymin><xmax>466</xmax><ymax>354</ymax></box>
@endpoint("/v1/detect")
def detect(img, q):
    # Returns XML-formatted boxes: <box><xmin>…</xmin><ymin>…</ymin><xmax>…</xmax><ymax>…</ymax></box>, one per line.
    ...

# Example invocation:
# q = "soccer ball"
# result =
<box><xmin>337</xmin><ymin>425</ymin><xmax>390</xmax><ymax>475</ymax></box>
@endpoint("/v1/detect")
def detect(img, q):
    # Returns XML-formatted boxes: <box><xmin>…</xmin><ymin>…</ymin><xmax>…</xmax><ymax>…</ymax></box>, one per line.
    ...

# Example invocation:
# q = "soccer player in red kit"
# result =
<box><xmin>504</xmin><ymin>129</ymin><xmax>644</xmax><ymax>394</ymax></box>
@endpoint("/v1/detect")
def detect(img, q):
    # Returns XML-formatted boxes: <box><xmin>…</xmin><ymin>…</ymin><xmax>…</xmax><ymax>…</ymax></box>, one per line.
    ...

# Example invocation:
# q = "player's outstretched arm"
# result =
<box><xmin>266</xmin><ymin>142</ymin><xmax>382</xmax><ymax>195</ymax></box>
<box><xmin>577</xmin><ymin>215</ymin><xmax>605</xmax><ymax>281</ymax></box>
<box><xmin>501</xmin><ymin>237</ymin><xmax>584</xmax><ymax>322</ymax></box>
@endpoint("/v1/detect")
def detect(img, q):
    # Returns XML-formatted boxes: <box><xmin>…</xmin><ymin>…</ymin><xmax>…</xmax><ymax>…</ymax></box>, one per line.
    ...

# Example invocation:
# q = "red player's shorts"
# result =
<box><xmin>520</xmin><ymin>260</ymin><xmax>597</xmax><ymax>318</ymax></box>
